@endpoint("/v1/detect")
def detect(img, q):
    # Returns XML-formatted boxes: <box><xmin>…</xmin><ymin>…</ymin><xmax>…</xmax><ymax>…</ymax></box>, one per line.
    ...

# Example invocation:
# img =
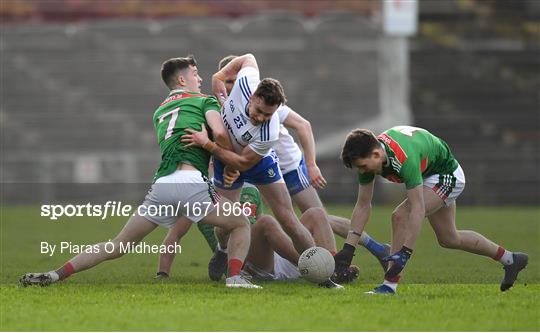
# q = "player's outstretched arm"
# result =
<box><xmin>334</xmin><ymin>182</ymin><xmax>374</xmax><ymax>272</ymax></box>
<box><xmin>402</xmin><ymin>185</ymin><xmax>425</xmax><ymax>249</ymax></box>
<box><xmin>282</xmin><ymin>109</ymin><xmax>327</xmax><ymax>189</ymax></box>
<box><xmin>212</xmin><ymin>54</ymin><xmax>258</xmax><ymax>101</ymax></box>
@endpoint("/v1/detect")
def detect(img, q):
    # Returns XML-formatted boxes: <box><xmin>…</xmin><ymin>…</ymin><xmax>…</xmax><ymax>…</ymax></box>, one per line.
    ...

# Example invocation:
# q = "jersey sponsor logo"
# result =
<box><xmin>242</xmin><ymin>131</ymin><xmax>253</xmax><ymax>142</ymax></box>
<box><xmin>378</xmin><ymin>133</ymin><xmax>408</xmax><ymax>164</ymax></box>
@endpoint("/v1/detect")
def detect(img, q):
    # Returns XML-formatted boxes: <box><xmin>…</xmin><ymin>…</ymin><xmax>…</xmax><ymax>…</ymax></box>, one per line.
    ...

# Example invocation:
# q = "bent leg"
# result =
<box><xmin>300</xmin><ymin>207</ymin><xmax>336</xmax><ymax>254</ymax></box>
<box><xmin>247</xmin><ymin>215</ymin><xmax>299</xmax><ymax>271</ymax></box>
<box><xmin>257</xmin><ymin>182</ymin><xmax>315</xmax><ymax>253</ymax></box>
<box><xmin>201</xmin><ymin>197</ymin><xmax>251</xmax><ymax>268</ymax></box>
<box><xmin>428</xmin><ymin>202</ymin><xmax>500</xmax><ymax>257</ymax></box>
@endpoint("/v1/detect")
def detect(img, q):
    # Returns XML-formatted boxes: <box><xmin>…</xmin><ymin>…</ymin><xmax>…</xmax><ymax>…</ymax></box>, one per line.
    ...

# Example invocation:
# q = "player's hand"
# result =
<box><xmin>181</xmin><ymin>125</ymin><xmax>210</xmax><ymax>148</ymax></box>
<box><xmin>333</xmin><ymin>243</ymin><xmax>355</xmax><ymax>273</ymax></box>
<box><xmin>212</xmin><ymin>74</ymin><xmax>228</xmax><ymax>104</ymax></box>
<box><xmin>307</xmin><ymin>164</ymin><xmax>327</xmax><ymax>189</ymax></box>
<box><xmin>223</xmin><ymin>165</ymin><xmax>240</xmax><ymax>187</ymax></box>
<box><xmin>382</xmin><ymin>246</ymin><xmax>412</xmax><ymax>278</ymax></box>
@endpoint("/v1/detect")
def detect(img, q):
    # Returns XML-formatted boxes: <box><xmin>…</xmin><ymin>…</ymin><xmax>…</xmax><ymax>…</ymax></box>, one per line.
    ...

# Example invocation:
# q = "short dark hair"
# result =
<box><xmin>218</xmin><ymin>55</ymin><xmax>237</xmax><ymax>70</ymax></box>
<box><xmin>253</xmin><ymin>78</ymin><xmax>287</xmax><ymax>106</ymax></box>
<box><xmin>161</xmin><ymin>55</ymin><xmax>197</xmax><ymax>89</ymax></box>
<box><xmin>341</xmin><ymin>129</ymin><xmax>380</xmax><ymax>168</ymax></box>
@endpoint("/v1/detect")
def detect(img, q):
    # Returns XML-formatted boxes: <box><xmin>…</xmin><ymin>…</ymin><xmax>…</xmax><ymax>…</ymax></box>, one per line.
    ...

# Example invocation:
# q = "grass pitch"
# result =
<box><xmin>1</xmin><ymin>205</ymin><xmax>539</xmax><ymax>331</ymax></box>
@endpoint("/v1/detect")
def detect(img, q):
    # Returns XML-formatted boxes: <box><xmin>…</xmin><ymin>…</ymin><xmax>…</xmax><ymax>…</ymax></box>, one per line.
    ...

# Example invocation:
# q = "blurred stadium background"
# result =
<box><xmin>1</xmin><ymin>0</ymin><xmax>539</xmax><ymax>206</ymax></box>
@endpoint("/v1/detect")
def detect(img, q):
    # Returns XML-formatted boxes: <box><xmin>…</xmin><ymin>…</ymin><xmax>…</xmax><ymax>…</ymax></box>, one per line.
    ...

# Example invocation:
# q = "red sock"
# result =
<box><xmin>493</xmin><ymin>247</ymin><xmax>505</xmax><ymax>261</ymax></box>
<box><xmin>61</xmin><ymin>262</ymin><xmax>75</xmax><ymax>280</ymax></box>
<box><xmin>228</xmin><ymin>259</ymin><xmax>243</xmax><ymax>277</ymax></box>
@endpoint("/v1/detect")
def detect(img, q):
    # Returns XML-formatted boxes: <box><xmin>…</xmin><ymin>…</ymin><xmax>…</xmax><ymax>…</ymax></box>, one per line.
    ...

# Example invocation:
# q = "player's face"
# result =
<box><xmin>224</xmin><ymin>75</ymin><xmax>236</xmax><ymax>95</ymax></box>
<box><xmin>248</xmin><ymin>96</ymin><xmax>278</xmax><ymax>126</ymax></box>
<box><xmin>352</xmin><ymin>151</ymin><xmax>384</xmax><ymax>174</ymax></box>
<box><xmin>180</xmin><ymin>65</ymin><xmax>202</xmax><ymax>92</ymax></box>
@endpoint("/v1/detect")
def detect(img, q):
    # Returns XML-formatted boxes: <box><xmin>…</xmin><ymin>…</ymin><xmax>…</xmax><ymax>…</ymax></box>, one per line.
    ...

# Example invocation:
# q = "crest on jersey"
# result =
<box><xmin>267</xmin><ymin>168</ymin><xmax>276</xmax><ymax>178</ymax></box>
<box><xmin>242</xmin><ymin>131</ymin><xmax>252</xmax><ymax>142</ymax></box>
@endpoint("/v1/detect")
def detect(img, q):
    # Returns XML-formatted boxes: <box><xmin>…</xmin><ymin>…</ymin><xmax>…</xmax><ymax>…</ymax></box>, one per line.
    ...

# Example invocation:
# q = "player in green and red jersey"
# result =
<box><xmin>334</xmin><ymin>126</ymin><xmax>528</xmax><ymax>294</ymax></box>
<box><xmin>20</xmin><ymin>55</ymin><xmax>259</xmax><ymax>289</ymax></box>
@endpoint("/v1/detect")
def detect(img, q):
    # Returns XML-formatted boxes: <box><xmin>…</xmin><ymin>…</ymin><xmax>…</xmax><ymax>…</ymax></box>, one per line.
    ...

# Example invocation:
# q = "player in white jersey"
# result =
<box><xmin>207</xmin><ymin>55</ymin><xmax>390</xmax><ymax>284</ymax></box>
<box><xmin>244</xmin><ymin>208</ymin><xmax>336</xmax><ymax>283</ymax></box>
<box><xmin>182</xmin><ymin>54</ymin><xmax>317</xmax><ymax>255</ymax></box>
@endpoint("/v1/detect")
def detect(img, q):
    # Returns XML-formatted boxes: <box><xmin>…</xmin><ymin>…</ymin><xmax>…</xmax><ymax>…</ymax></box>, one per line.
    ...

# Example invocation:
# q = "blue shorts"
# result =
<box><xmin>213</xmin><ymin>151</ymin><xmax>283</xmax><ymax>190</ymax></box>
<box><xmin>283</xmin><ymin>157</ymin><xmax>312</xmax><ymax>196</ymax></box>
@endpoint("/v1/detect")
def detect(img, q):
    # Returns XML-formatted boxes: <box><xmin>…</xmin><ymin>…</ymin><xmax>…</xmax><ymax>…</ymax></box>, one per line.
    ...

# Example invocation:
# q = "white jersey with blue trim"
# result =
<box><xmin>221</xmin><ymin>66</ymin><xmax>280</xmax><ymax>157</ymax></box>
<box><xmin>274</xmin><ymin>105</ymin><xmax>303</xmax><ymax>173</ymax></box>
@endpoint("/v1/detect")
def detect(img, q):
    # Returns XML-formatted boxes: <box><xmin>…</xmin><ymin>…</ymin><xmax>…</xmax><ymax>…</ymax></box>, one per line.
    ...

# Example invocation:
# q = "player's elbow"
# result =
<box><xmin>301</xmin><ymin>119</ymin><xmax>312</xmax><ymax>132</ymax></box>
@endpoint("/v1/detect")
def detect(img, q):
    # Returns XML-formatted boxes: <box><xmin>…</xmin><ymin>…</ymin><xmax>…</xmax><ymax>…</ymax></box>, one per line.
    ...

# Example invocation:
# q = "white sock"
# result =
<box><xmin>383</xmin><ymin>279</ymin><xmax>398</xmax><ymax>292</ymax></box>
<box><xmin>358</xmin><ymin>232</ymin><xmax>369</xmax><ymax>246</ymax></box>
<box><xmin>48</xmin><ymin>271</ymin><xmax>59</xmax><ymax>282</ymax></box>
<box><xmin>499</xmin><ymin>250</ymin><xmax>514</xmax><ymax>266</ymax></box>
<box><xmin>217</xmin><ymin>243</ymin><xmax>228</xmax><ymax>254</ymax></box>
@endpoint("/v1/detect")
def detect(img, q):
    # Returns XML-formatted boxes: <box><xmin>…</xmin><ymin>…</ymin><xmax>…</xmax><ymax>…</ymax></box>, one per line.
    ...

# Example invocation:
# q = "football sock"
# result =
<box><xmin>228</xmin><ymin>259</ymin><xmax>243</xmax><ymax>277</ymax></box>
<box><xmin>48</xmin><ymin>271</ymin><xmax>59</xmax><ymax>282</ymax></box>
<box><xmin>55</xmin><ymin>262</ymin><xmax>75</xmax><ymax>280</ymax></box>
<box><xmin>383</xmin><ymin>279</ymin><xmax>398</xmax><ymax>292</ymax></box>
<box><xmin>360</xmin><ymin>233</ymin><xmax>387</xmax><ymax>258</ymax></box>
<box><xmin>494</xmin><ymin>247</ymin><xmax>514</xmax><ymax>265</ymax></box>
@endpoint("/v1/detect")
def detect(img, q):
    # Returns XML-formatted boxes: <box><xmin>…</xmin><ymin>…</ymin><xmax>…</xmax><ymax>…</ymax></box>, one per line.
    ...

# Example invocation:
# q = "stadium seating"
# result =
<box><xmin>2</xmin><ymin>13</ymin><xmax>538</xmax><ymax>205</ymax></box>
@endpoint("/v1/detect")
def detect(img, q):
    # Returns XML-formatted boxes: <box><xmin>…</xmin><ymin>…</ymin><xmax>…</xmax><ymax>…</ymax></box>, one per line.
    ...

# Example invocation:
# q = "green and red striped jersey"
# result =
<box><xmin>357</xmin><ymin>126</ymin><xmax>459</xmax><ymax>189</ymax></box>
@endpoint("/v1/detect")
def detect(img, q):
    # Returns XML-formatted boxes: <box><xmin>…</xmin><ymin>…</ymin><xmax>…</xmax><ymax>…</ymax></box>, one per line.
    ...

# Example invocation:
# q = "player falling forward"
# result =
<box><xmin>20</xmin><ymin>56</ymin><xmax>260</xmax><ymax>289</ymax></box>
<box><xmin>333</xmin><ymin>126</ymin><xmax>529</xmax><ymax>294</ymax></box>
<box><xmin>206</xmin><ymin>55</ymin><xmax>389</xmax><ymax>284</ymax></box>
<box><xmin>182</xmin><ymin>54</ymin><xmax>316</xmax><ymax>252</ymax></box>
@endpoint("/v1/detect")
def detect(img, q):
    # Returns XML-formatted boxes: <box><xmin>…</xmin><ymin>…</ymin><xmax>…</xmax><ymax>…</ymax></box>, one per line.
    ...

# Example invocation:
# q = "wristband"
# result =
<box><xmin>202</xmin><ymin>141</ymin><xmax>218</xmax><ymax>154</ymax></box>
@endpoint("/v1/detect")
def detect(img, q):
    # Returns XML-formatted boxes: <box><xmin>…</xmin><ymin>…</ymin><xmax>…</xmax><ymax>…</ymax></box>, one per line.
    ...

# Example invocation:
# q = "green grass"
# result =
<box><xmin>1</xmin><ymin>205</ymin><xmax>539</xmax><ymax>331</ymax></box>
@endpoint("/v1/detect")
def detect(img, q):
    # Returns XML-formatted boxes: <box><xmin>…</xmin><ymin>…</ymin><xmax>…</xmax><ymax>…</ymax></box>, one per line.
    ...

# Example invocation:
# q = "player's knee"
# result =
<box><xmin>437</xmin><ymin>235</ymin><xmax>460</xmax><ymax>249</ymax></box>
<box><xmin>301</xmin><ymin>207</ymin><xmax>326</xmax><ymax>229</ymax></box>
<box><xmin>228</xmin><ymin>215</ymin><xmax>250</xmax><ymax>231</ymax></box>
<box><xmin>259</xmin><ymin>216</ymin><xmax>281</xmax><ymax>236</ymax></box>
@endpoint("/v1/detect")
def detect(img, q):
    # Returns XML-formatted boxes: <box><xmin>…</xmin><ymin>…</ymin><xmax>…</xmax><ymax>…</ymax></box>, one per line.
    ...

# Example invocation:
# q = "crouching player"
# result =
<box><xmin>334</xmin><ymin>126</ymin><xmax>528</xmax><ymax>294</ymax></box>
<box><xmin>20</xmin><ymin>56</ymin><xmax>259</xmax><ymax>289</ymax></box>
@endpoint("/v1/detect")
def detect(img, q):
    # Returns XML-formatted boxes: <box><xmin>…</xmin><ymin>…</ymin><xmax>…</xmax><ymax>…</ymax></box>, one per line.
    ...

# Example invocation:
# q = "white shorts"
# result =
<box><xmin>244</xmin><ymin>252</ymin><xmax>300</xmax><ymax>281</ymax></box>
<box><xmin>273</xmin><ymin>252</ymin><xmax>301</xmax><ymax>281</ymax></box>
<box><xmin>138</xmin><ymin>170</ymin><xmax>218</xmax><ymax>227</ymax></box>
<box><xmin>423</xmin><ymin>164</ymin><xmax>466</xmax><ymax>206</ymax></box>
